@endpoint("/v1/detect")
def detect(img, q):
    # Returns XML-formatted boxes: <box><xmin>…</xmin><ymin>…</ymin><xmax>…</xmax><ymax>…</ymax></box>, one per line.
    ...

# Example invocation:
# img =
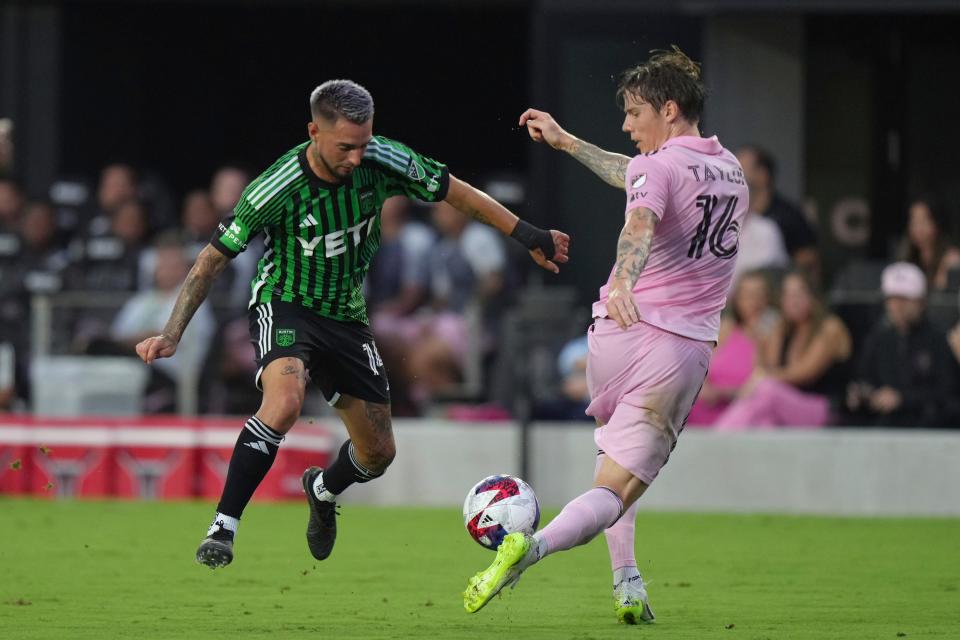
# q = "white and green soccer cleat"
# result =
<box><xmin>614</xmin><ymin>575</ymin><xmax>656</xmax><ymax>624</ymax></box>
<box><xmin>463</xmin><ymin>532</ymin><xmax>532</xmax><ymax>613</ymax></box>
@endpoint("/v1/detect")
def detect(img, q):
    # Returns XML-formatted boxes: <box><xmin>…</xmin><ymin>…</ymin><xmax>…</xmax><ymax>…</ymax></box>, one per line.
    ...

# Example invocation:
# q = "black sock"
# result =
<box><xmin>319</xmin><ymin>439</ymin><xmax>383</xmax><ymax>496</ymax></box>
<box><xmin>216</xmin><ymin>416</ymin><xmax>283</xmax><ymax>518</ymax></box>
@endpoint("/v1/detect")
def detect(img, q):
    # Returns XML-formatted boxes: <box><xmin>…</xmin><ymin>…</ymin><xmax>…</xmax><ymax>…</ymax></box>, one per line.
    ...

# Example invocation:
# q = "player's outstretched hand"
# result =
<box><xmin>528</xmin><ymin>229</ymin><xmax>570</xmax><ymax>274</ymax></box>
<box><xmin>519</xmin><ymin>108</ymin><xmax>575</xmax><ymax>152</ymax></box>
<box><xmin>606</xmin><ymin>282</ymin><xmax>641</xmax><ymax>330</ymax></box>
<box><xmin>135</xmin><ymin>334</ymin><xmax>178</xmax><ymax>364</ymax></box>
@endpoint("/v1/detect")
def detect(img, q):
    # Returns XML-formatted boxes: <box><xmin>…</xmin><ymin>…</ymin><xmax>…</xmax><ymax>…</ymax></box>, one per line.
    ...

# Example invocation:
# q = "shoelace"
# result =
<box><xmin>317</xmin><ymin>502</ymin><xmax>340</xmax><ymax>526</ymax></box>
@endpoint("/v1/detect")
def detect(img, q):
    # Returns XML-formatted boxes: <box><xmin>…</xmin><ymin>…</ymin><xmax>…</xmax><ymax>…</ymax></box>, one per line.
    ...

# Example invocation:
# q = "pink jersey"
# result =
<box><xmin>592</xmin><ymin>135</ymin><xmax>748</xmax><ymax>342</ymax></box>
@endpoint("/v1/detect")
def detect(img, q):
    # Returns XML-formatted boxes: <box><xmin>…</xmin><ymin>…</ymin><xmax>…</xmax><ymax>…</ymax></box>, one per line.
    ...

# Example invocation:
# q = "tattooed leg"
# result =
<box><xmin>335</xmin><ymin>395</ymin><xmax>396</xmax><ymax>474</ymax></box>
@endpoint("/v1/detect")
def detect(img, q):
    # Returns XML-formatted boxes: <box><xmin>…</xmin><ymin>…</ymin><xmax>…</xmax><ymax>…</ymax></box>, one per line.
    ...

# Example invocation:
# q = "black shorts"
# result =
<box><xmin>248</xmin><ymin>301</ymin><xmax>390</xmax><ymax>406</ymax></box>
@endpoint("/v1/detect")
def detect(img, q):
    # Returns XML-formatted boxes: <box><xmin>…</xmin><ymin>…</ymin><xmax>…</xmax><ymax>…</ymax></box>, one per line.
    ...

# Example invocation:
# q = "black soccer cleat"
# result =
<box><xmin>196</xmin><ymin>526</ymin><xmax>234</xmax><ymax>569</ymax></box>
<box><xmin>302</xmin><ymin>466</ymin><xmax>339</xmax><ymax>560</ymax></box>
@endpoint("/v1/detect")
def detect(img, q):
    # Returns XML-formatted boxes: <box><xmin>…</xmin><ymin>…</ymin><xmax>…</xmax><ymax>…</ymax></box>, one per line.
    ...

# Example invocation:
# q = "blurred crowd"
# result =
<box><xmin>1</xmin><ymin>130</ymin><xmax>959</xmax><ymax>427</ymax></box>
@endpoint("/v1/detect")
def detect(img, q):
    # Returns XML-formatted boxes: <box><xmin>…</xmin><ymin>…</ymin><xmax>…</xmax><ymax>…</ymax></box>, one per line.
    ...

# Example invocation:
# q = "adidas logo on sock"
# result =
<box><xmin>244</xmin><ymin>440</ymin><xmax>270</xmax><ymax>455</ymax></box>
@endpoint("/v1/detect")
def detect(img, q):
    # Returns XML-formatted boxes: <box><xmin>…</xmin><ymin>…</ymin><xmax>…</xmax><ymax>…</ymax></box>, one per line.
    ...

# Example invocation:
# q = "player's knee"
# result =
<box><xmin>360</xmin><ymin>438</ymin><xmax>395</xmax><ymax>474</ymax></box>
<box><xmin>263</xmin><ymin>390</ymin><xmax>304</xmax><ymax>431</ymax></box>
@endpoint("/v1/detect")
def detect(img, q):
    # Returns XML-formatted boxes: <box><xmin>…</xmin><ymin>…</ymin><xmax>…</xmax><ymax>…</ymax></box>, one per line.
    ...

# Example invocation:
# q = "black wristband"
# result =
<box><xmin>510</xmin><ymin>219</ymin><xmax>555</xmax><ymax>259</ymax></box>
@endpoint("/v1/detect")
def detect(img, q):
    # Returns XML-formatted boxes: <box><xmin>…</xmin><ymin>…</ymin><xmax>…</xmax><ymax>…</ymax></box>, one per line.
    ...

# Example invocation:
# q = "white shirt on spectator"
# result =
<box><xmin>734</xmin><ymin>212</ymin><xmax>790</xmax><ymax>278</ymax></box>
<box><xmin>112</xmin><ymin>291</ymin><xmax>215</xmax><ymax>382</ymax></box>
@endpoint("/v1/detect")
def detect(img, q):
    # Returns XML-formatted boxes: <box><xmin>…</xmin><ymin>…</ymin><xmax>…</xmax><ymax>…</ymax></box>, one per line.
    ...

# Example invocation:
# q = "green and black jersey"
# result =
<box><xmin>211</xmin><ymin>136</ymin><xmax>450</xmax><ymax>324</ymax></box>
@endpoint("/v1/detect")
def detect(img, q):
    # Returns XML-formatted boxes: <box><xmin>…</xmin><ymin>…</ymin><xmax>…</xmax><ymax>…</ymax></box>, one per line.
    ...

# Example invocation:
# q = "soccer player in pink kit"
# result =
<box><xmin>464</xmin><ymin>48</ymin><xmax>748</xmax><ymax>623</ymax></box>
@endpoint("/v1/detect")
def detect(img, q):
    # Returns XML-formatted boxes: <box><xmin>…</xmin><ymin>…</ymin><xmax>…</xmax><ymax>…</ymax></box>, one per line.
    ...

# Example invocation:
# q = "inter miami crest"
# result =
<box><xmin>276</xmin><ymin>328</ymin><xmax>296</xmax><ymax>347</ymax></box>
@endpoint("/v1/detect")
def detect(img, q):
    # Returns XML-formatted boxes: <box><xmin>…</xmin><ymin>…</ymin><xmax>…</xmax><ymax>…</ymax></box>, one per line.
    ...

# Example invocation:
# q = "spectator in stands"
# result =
<box><xmin>70</xmin><ymin>197</ymin><xmax>150</xmax><ymax>290</ymax></box>
<box><xmin>0</xmin><ymin>181</ymin><xmax>23</xmax><ymax>293</ymax></box>
<box><xmin>111</xmin><ymin>236</ymin><xmax>216</xmax><ymax>412</ymax></box>
<box><xmin>898</xmin><ymin>195</ymin><xmax>960</xmax><ymax>291</ymax></box>
<box><xmin>19</xmin><ymin>200</ymin><xmax>69</xmax><ymax>279</ymax></box>
<box><xmin>0</xmin><ymin>177</ymin><xmax>24</xmax><ymax>232</ymax></box>
<box><xmin>140</xmin><ymin>190</ymin><xmax>223</xmax><ymax>291</ymax></box>
<box><xmin>732</xmin><ymin>210</ymin><xmax>789</xmax><ymax>280</ymax></box>
<box><xmin>713</xmin><ymin>269</ymin><xmax>852</xmax><ymax>429</ymax></box>
<box><xmin>209</xmin><ymin>165</ymin><xmax>258</xmax><ymax>311</ymax></box>
<box><xmin>86</xmin><ymin>163</ymin><xmax>139</xmax><ymax>237</ymax></box>
<box><xmin>366</xmin><ymin>196</ymin><xmax>435</xmax><ymax>414</ymax></box>
<box><xmin>181</xmin><ymin>189</ymin><xmax>219</xmax><ymax>247</ymax></box>
<box><xmin>403</xmin><ymin>200</ymin><xmax>506</xmax><ymax>403</ymax></box>
<box><xmin>687</xmin><ymin>271</ymin><xmax>777</xmax><ymax>426</ymax></box>
<box><xmin>950</xmin><ymin>289</ymin><xmax>960</xmax><ymax>372</ymax></box>
<box><xmin>847</xmin><ymin>262</ymin><xmax>959</xmax><ymax>427</ymax></box>
<box><xmin>737</xmin><ymin>145</ymin><xmax>819</xmax><ymax>279</ymax></box>
<box><xmin>210</xmin><ymin>166</ymin><xmax>248</xmax><ymax>219</ymax></box>
<box><xmin>0</xmin><ymin>118</ymin><xmax>13</xmax><ymax>178</ymax></box>
<box><xmin>367</xmin><ymin>196</ymin><xmax>434</xmax><ymax>315</ymax></box>
<box><xmin>0</xmin><ymin>340</ymin><xmax>19</xmax><ymax>411</ymax></box>
<box><xmin>532</xmin><ymin>335</ymin><xmax>594</xmax><ymax>421</ymax></box>
<box><xmin>67</xmin><ymin>198</ymin><xmax>152</xmax><ymax>350</ymax></box>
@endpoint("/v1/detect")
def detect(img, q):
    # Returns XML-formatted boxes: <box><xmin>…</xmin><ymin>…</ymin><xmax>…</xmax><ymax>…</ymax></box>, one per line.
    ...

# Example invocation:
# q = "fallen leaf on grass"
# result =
<box><xmin>725</xmin><ymin>623</ymin><xmax>735</xmax><ymax>629</ymax></box>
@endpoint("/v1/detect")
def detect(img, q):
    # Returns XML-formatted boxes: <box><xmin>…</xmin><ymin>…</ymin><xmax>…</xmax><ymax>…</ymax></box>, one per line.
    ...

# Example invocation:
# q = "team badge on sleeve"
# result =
<box><xmin>406</xmin><ymin>159</ymin><xmax>426</xmax><ymax>181</ymax></box>
<box><xmin>631</xmin><ymin>173</ymin><xmax>647</xmax><ymax>188</ymax></box>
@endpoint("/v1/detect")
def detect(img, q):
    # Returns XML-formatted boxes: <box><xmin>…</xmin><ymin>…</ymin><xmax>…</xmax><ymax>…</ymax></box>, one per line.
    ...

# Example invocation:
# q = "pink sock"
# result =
<box><xmin>538</xmin><ymin>487</ymin><xmax>623</xmax><ymax>558</ymax></box>
<box><xmin>605</xmin><ymin>498</ymin><xmax>638</xmax><ymax>570</ymax></box>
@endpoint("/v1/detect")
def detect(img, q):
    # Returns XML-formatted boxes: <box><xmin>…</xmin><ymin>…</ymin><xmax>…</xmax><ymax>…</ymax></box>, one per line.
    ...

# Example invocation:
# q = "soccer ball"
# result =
<box><xmin>463</xmin><ymin>474</ymin><xmax>540</xmax><ymax>550</ymax></box>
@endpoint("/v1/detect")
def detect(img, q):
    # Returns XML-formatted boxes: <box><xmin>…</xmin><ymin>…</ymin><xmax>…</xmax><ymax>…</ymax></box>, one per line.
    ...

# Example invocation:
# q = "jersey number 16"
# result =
<box><xmin>687</xmin><ymin>194</ymin><xmax>740</xmax><ymax>260</ymax></box>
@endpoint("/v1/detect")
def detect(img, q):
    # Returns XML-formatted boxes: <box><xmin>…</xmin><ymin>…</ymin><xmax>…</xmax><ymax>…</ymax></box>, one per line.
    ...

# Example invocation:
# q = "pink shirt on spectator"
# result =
<box><xmin>686</xmin><ymin>326</ymin><xmax>756</xmax><ymax>426</ymax></box>
<box><xmin>592</xmin><ymin>135</ymin><xmax>749</xmax><ymax>342</ymax></box>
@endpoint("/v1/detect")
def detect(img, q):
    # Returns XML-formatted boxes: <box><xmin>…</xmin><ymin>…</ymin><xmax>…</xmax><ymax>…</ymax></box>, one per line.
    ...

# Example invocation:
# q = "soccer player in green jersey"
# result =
<box><xmin>135</xmin><ymin>80</ymin><xmax>569</xmax><ymax>568</ymax></box>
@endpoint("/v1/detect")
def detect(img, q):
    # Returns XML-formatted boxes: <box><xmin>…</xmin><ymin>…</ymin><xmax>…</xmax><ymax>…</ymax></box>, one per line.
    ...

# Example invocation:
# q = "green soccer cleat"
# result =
<box><xmin>463</xmin><ymin>532</ymin><xmax>532</xmax><ymax>613</ymax></box>
<box><xmin>614</xmin><ymin>575</ymin><xmax>655</xmax><ymax>624</ymax></box>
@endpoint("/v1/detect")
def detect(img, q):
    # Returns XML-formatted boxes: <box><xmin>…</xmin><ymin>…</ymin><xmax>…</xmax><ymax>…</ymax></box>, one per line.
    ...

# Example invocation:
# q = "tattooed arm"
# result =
<box><xmin>566</xmin><ymin>138</ymin><xmax>632</xmax><ymax>190</ymax></box>
<box><xmin>519</xmin><ymin>108</ymin><xmax>631</xmax><ymax>190</ymax></box>
<box><xmin>135</xmin><ymin>244</ymin><xmax>230</xmax><ymax>363</ymax></box>
<box><xmin>444</xmin><ymin>175</ymin><xmax>570</xmax><ymax>274</ymax></box>
<box><xmin>606</xmin><ymin>207</ymin><xmax>659</xmax><ymax>330</ymax></box>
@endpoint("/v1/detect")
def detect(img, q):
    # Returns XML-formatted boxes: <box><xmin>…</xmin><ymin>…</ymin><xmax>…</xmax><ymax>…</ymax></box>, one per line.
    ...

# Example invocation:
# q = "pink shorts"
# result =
<box><xmin>586</xmin><ymin>318</ymin><xmax>711</xmax><ymax>485</ymax></box>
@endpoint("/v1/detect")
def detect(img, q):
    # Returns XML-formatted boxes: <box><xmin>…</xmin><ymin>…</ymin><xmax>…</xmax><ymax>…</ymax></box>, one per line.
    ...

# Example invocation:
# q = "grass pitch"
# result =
<box><xmin>1</xmin><ymin>499</ymin><xmax>957</xmax><ymax>639</ymax></box>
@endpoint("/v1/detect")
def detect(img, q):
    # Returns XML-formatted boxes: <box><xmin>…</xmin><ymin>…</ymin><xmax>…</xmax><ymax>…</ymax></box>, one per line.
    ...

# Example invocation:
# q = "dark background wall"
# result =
<box><xmin>59</xmin><ymin>2</ymin><xmax>529</xmax><ymax>192</ymax></box>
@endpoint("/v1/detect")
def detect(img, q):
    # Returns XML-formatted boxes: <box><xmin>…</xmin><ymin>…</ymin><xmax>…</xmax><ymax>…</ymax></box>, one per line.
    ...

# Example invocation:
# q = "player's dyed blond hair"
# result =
<box><xmin>616</xmin><ymin>46</ymin><xmax>706</xmax><ymax>124</ymax></box>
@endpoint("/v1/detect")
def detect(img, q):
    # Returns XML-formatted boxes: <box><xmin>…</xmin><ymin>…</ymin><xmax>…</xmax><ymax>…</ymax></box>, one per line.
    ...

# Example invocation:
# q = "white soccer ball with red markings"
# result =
<box><xmin>463</xmin><ymin>474</ymin><xmax>541</xmax><ymax>550</ymax></box>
